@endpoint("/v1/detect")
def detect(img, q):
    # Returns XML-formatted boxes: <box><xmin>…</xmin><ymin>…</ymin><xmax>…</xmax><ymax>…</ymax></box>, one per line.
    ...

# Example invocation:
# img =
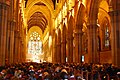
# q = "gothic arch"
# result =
<box><xmin>67</xmin><ymin>15</ymin><xmax>74</xmax><ymax>63</ymax></box>
<box><xmin>68</xmin><ymin>15</ymin><xmax>74</xmax><ymax>35</ymax></box>
<box><xmin>76</xmin><ymin>3</ymin><xmax>86</xmax><ymax>29</ymax></box>
<box><xmin>98</xmin><ymin>0</ymin><xmax>111</xmax><ymax>51</ymax></box>
<box><xmin>62</xmin><ymin>23</ymin><xmax>66</xmax><ymax>41</ymax></box>
<box><xmin>98</xmin><ymin>0</ymin><xmax>110</xmax><ymax>24</ymax></box>
<box><xmin>88</xmin><ymin>0</ymin><xmax>99</xmax><ymax>24</ymax></box>
<box><xmin>25</xmin><ymin>0</ymin><xmax>54</xmax><ymax>37</ymax></box>
<box><xmin>100</xmin><ymin>17</ymin><xmax>111</xmax><ymax>50</ymax></box>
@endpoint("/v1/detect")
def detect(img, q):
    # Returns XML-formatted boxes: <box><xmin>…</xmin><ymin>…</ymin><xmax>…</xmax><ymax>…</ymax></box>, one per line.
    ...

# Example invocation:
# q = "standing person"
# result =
<box><xmin>28</xmin><ymin>65</ymin><xmax>36</xmax><ymax>80</ymax></box>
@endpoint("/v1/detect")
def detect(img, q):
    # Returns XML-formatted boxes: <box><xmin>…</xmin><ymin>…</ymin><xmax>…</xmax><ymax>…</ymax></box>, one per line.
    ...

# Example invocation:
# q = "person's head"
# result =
<box><xmin>29</xmin><ymin>65</ymin><xmax>34</xmax><ymax>69</ymax></box>
<box><xmin>60</xmin><ymin>72</ymin><xmax>68</xmax><ymax>79</ymax></box>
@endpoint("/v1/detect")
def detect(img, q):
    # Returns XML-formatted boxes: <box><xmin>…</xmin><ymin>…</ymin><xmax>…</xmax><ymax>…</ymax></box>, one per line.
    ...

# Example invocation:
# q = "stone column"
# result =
<box><xmin>74</xmin><ymin>32</ymin><xmax>79</xmax><ymax>63</ymax></box>
<box><xmin>0</xmin><ymin>3</ymin><xmax>8</xmax><ymax>66</ymax></box>
<box><xmin>61</xmin><ymin>40</ymin><xmax>66</xmax><ymax>63</ymax></box>
<box><xmin>18</xmin><ymin>36</ymin><xmax>21</xmax><ymax>62</ymax></box>
<box><xmin>109</xmin><ymin>8</ymin><xmax>120</xmax><ymax>66</ymax></box>
<box><xmin>57</xmin><ymin>30</ymin><xmax>61</xmax><ymax>63</ymax></box>
<box><xmin>78</xmin><ymin>31</ymin><xmax>83</xmax><ymax>63</ymax></box>
<box><xmin>6</xmin><ymin>21</ymin><xmax>10</xmax><ymax>64</ymax></box>
<box><xmin>54</xmin><ymin>45</ymin><xmax>57</xmax><ymax>63</ymax></box>
<box><xmin>57</xmin><ymin>43</ymin><xmax>61</xmax><ymax>63</ymax></box>
<box><xmin>67</xmin><ymin>36</ymin><xmax>73</xmax><ymax>63</ymax></box>
<box><xmin>9</xmin><ymin>21</ymin><xmax>15</xmax><ymax>64</ymax></box>
<box><xmin>14</xmin><ymin>30</ymin><xmax>19</xmax><ymax>63</ymax></box>
<box><xmin>61</xmin><ymin>24</ymin><xmax>66</xmax><ymax>63</ymax></box>
<box><xmin>19</xmin><ymin>21</ymin><xmax>23</xmax><ymax>63</ymax></box>
<box><xmin>87</xmin><ymin>24</ymin><xmax>99</xmax><ymax>63</ymax></box>
<box><xmin>53</xmin><ymin>33</ymin><xmax>57</xmax><ymax>63</ymax></box>
<box><xmin>74</xmin><ymin>25</ymin><xmax>83</xmax><ymax>63</ymax></box>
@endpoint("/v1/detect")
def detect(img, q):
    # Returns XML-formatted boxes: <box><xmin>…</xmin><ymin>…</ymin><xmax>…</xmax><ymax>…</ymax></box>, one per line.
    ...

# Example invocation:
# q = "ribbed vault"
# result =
<box><xmin>27</xmin><ymin>12</ymin><xmax>48</xmax><ymax>33</ymax></box>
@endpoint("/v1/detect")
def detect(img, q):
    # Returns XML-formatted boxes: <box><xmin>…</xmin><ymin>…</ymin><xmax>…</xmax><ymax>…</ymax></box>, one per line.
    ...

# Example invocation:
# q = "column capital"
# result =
<box><xmin>67</xmin><ymin>36</ymin><xmax>74</xmax><ymax>40</ymax></box>
<box><xmin>61</xmin><ymin>41</ymin><xmax>66</xmax><ymax>44</ymax></box>
<box><xmin>57</xmin><ymin>43</ymin><xmax>61</xmax><ymax>46</ymax></box>
<box><xmin>87</xmin><ymin>23</ymin><xmax>98</xmax><ymax>29</ymax></box>
<box><xmin>10</xmin><ymin>20</ymin><xmax>16</xmax><ymax>31</ymax></box>
<box><xmin>0</xmin><ymin>2</ymin><xmax>10</xmax><ymax>9</ymax></box>
<box><xmin>76</xmin><ymin>24</ymin><xmax>83</xmax><ymax>30</ymax></box>
<box><xmin>74</xmin><ymin>30</ymin><xmax>83</xmax><ymax>35</ymax></box>
<box><xmin>14</xmin><ymin>30</ymin><xmax>20</xmax><ymax>38</ymax></box>
<box><xmin>109</xmin><ymin>10</ymin><xmax>120</xmax><ymax>16</ymax></box>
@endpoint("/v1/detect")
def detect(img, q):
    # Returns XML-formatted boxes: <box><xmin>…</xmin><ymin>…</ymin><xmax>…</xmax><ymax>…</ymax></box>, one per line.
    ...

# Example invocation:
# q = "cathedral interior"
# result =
<box><xmin>0</xmin><ymin>0</ymin><xmax>120</xmax><ymax>67</ymax></box>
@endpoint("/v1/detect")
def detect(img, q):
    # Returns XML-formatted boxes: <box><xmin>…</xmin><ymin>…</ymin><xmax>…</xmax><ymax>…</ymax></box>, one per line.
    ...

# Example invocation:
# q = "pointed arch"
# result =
<box><xmin>88</xmin><ymin>0</ymin><xmax>99</xmax><ymax>24</ymax></box>
<box><xmin>57</xmin><ymin>28</ymin><xmax>61</xmax><ymax>43</ymax></box>
<box><xmin>76</xmin><ymin>3</ymin><xmax>86</xmax><ymax>29</ymax></box>
<box><xmin>68</xmin><ymin>15</ymin><xmax>74</xmax><ymax>35</ymax></box>
<box><xmin>62</xmin><ymin>23</ymin><xmax>66</xmax><ymax>43</ymax></box>
<box><xmin>100</xmin><ymin>17</ymin><xmax>111</xmax><ymax>50</ymax></box>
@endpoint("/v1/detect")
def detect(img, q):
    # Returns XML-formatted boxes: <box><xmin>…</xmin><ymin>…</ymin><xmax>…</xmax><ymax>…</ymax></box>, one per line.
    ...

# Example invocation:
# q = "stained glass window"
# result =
<box><xmin>82</xmin><ymin>33</ymin><xmax>88</xmax><ymax>53</ymax></box>
<box><xmin>104</xmin><ymin>24</ymin><xmax>110</xmax><ymax>47</ymax></box>
<box><xmin>28</xmin><ymin>32</ymin><xmax>42</xmax><ymax>55</ymax></box>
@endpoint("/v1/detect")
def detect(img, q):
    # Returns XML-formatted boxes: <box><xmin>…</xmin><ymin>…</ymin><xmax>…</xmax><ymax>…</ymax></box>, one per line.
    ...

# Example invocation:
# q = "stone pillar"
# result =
<box><xmin>67</xmin><ymin>36</ymin><xmax>73</xmax><ymax>63</ymax></box>
<box><xmin>54</xmin><ymin>45</ymin><xmax>57</xmax><ymax>63</ymax></box>
<box><xmin>9</xmin><ymin>21</ymin><xmax>15</xmax><ymax>64</ymax></box>
<box><xmin>6</xmin><ymin>21</ymin><xmax>10</xmax><ymax>64</ymax></box>
<box><xmin>87</xmin><ymin>24</ymin><xmax>99</xmax><ymax>63</ymax></box>
<box><xmin>74</xmin><ymin>32</ymin><xmax>79</xmax><ymax>63</ymax></box>
<box><xmin>109</xmin><ymin>8</ymin><xmax>120</xmax><ymax>66</ymax></box>
<box><xmin>19</xmin><ymin>22</ymin><xmax>22</xmax><ymax>63</ymax></box>
<box><xmin>57</xmin><ymin>29</ymin><xmax>61</xmax><ymax>63</ymax></box>
<box><xmin>57</xmin><ymin>43</ymin><xmax>61</xmax><ymax>63</ymax></box>
<box><xmin>53</xmin><ymin>33</ymin><xmax>57</xmax><ymax>63</ymax></box>
<box><xmin>0</xmin><ymin>3</ymin><xmax>8</xmax><ymax>66</ymax></box>
<box><xmin>18</xmin><ymin>36</ymin><xmax>21</xmax><ymax>62</ymax></box>
<box><xmin>14</xmin><ymin>30</ymin><xmax>19</xmax><ymax>63</ymax></box>
<box><xmin>61</xmin><ymin>24</ymin><xmax>66</xmax><ymax>63</ymax></box>
<box><xmin>74</xmin><ymin>29</ymin><xmax>83</xmax><ymax>63</ymax></box>
<box><xmin>61</xmin><ymin>40</ymin><xmax>66</xmax><ymax>63</ymax></box>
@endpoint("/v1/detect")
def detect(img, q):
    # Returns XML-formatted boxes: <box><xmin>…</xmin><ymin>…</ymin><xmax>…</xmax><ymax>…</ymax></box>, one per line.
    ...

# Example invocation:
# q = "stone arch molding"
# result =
<box><xmin>68</xmin><ymin>15</ymin><xmax>74</xmax><ymax>35</ymax></box>
<box><xmin>25</xmin><ymin>0</ymin><xmax>55</xmax><ymax>31</ymax></box>
<box><xmin>27</xmin><ymin>6</ymin><xmax>50</xmax><ymax>23</ymax></box>
<box><xmin>98</xmin><ymin>0</ymin><xmax>111</xmax><ymax>26</ymax></box>
<box><xmin>76</xmin><ymin>3</ymin><xmax>86</xmax><ymax>30</ymax></box>
<box><xmin>88</xmin><ymin>0</ymin><xmax>100</xmax><ymax>24</ymax></box>
<box><xmin>25</xmin><ymin>0</ymin><xmax>54</xmax><ymax>17</ymax></box>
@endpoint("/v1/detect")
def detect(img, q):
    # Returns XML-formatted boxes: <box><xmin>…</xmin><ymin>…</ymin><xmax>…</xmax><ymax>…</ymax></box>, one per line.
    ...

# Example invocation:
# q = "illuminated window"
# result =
<box><xmin>104</xmin><ymin>23</ymin><xmax>110</xmax><ymax>47</ymax></box>
<box><xmin>82</xmin><ymin>33</ymin><xmax>88</xmax><ymax>53</ymax></box>
<box><xmin>28</xmin><ymin>32</ymin><xmax>42</xmax><ymax>55</ymax></box>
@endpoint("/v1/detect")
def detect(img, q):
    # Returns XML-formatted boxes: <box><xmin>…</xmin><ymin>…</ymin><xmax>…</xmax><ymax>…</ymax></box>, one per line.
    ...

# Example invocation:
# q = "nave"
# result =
<box><xmin>0</xmin><ymin>0</ymin><xmax>120</xmax><ymax>75</ymax></box>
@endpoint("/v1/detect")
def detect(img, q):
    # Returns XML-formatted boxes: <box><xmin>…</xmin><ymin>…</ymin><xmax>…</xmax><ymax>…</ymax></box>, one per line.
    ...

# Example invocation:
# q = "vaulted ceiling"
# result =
<box><xmin>25</xmin><ymin>0</ymin><xmax>56</xmax><ymax>9</ymax></box>
<box><xmin>25</xmin><ymin>0</ymin><xmax>54</xmax><ymax>34</ymax></box>
<box><xmin>27</xmin><ymin>12</ymin><xmax>48</xmax><ymax>33</ymax></box>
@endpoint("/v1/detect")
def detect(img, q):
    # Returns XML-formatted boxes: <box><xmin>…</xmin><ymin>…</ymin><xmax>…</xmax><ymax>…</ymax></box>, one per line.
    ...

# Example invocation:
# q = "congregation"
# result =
<box><xmin>0</xmin><ymin>62</ymin><xmax>120</xmax><ymax>80</ymax></box>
